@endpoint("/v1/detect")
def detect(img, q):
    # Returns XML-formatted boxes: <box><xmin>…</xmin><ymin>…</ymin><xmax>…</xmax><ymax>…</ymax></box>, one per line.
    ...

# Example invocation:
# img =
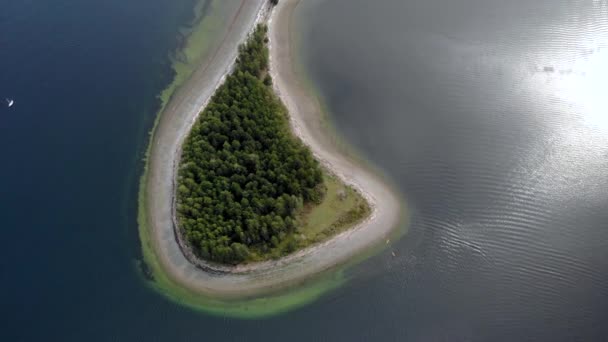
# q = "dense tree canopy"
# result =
<box><xmin>176</xmin><ymin>25</ymin><xmax>325</xmax><ymax>264</ymax></box>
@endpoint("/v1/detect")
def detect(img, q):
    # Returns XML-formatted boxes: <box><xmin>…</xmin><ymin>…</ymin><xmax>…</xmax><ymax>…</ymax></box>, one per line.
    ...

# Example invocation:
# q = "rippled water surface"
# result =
<box><xmin>1</xmin><ymin>0</ymin><xmax>607</xmax><ymax>340</ymax></box>
<box><xmin>295</xmin><ymin>0</ymin><xmax>608</xmax><ymax>340</ymax></box>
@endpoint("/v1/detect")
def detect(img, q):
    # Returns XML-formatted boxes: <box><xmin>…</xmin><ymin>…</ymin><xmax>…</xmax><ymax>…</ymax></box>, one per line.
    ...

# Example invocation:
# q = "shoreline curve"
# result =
<box><xmin>141</xmin><ymin>0</ymin><xmax>404</xmax><ymax>301</ymax></box>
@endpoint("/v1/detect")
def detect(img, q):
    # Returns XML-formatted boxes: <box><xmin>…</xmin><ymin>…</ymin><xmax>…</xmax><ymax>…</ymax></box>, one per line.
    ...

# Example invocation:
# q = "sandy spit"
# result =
<box><xmin>144</xmin><ymin>0</ymin><xmax>403</xmax><ymax>299</ymax></box>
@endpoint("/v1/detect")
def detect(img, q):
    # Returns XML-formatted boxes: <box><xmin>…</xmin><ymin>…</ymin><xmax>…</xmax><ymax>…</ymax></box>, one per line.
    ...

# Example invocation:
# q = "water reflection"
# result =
<box><xmin>555</xmin><ymin>46</ymin><xmax>608</xmax><ymax>132</ymax></box>
<box><xmin>297</xmin><ymin>0</ymin><xmax>608</xmax><ymax>339</ymax></box>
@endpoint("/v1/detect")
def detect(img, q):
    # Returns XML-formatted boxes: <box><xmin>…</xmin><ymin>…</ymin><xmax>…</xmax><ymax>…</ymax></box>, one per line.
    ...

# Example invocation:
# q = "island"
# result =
<box><xmin>175</xmin><ymin>24</ymin><xmax>370</xmax><ymax>265</ymax></box>
<box><xmin>138</xmin><ymin>0</ymin><xmax>404</xmax><ymax>317</ymax></box>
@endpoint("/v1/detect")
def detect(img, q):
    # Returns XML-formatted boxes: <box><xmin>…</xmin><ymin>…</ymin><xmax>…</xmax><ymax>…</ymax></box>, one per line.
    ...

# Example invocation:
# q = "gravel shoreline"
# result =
<box><xmin>144</xmin><ymin>0</ymin><xmax>403</xmax><ymax>298</ymax></box>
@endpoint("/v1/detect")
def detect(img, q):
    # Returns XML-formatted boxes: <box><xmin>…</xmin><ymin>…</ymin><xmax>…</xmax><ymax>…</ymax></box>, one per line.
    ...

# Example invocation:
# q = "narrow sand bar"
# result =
<box><xmin>144</xmin><ymin>0</ymin><xmax>403</xmax><ymax>299</ymax></box>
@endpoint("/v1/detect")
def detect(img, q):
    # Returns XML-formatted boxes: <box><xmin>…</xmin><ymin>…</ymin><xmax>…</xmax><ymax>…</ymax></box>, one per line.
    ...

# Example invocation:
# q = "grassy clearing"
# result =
<box><xmin>299</xmin><ymin>173</ymin><xmax>369</xmax><ymax>239</ymax></box>
<box><xmin>259</xmin><ymin>172</ymin><xmax>370</xmax><ymax>260</ymax></box>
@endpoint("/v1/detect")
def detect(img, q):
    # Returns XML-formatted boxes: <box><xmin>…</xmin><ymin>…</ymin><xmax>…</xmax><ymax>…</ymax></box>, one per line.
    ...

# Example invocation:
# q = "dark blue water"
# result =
<box><xmin>0</xmin><ymin>0</ymin><xmax>199</xmax><ymax>339</ymax></box>
<box><xmin>3</xmin><ymin>0</ymin><xmax>608</xmax><ymax>341</ymax></box>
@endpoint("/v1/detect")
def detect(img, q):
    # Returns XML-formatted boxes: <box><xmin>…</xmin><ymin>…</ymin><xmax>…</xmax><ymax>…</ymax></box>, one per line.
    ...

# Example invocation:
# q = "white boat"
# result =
<box><xmin>6</xmin><ymin>98</ymin><xmax>14</xmax><ymax>108</ymax></box>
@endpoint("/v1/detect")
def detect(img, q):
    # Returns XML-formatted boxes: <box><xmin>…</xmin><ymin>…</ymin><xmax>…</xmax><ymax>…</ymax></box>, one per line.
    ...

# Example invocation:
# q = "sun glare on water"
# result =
<box><xmin>554</xmin><ymin>45</ymin><xmax>608</xmax><ymax>133</ymax></box>
<box><xmin>518</xmin><ymin>36</ymin><xmax>608</xmax><ymax>201</ymax></box>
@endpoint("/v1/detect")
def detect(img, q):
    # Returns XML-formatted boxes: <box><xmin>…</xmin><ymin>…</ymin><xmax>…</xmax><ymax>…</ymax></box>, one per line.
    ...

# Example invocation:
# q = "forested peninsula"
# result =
<box><xmin>139</xmin><ymin>0</ymin><xmax>403</xmax><ymax>312</ymax></box>
<box><xmin>176</xmin><ymin>25</ymin><xmax>370</xmax><ymax>265</ymax></box>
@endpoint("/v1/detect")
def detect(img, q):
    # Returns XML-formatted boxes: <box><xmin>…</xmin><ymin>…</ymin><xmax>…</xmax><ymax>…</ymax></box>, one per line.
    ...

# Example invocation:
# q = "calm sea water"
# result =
<box><xmin>296</xmin><ymin>0</ymin><xmax>608</xmax><ymax>340</ymax></box>
<box><xmin>1</xmin><ymin>0</ymin><xmax>607</xmax><ymax>341</ymax></box>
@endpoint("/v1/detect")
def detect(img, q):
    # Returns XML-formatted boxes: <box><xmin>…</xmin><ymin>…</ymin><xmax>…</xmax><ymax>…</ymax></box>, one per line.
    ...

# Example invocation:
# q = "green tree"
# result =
<box><xmin>175</xmin><ymin>25</ymin><xmax>325</xmax><ymax>265</ymax></box>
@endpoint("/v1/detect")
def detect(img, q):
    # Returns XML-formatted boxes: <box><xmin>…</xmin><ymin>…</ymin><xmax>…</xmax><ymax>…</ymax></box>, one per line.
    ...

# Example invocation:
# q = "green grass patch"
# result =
<box><xmin>299</xmin><ymin>173</ymin><xmax>369</xmax><ymax>238</ymax></box>
<box><xmin>262</xmin><ymin>173</ymin><xmax>370</xmax><ymax>259</ymax></box>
